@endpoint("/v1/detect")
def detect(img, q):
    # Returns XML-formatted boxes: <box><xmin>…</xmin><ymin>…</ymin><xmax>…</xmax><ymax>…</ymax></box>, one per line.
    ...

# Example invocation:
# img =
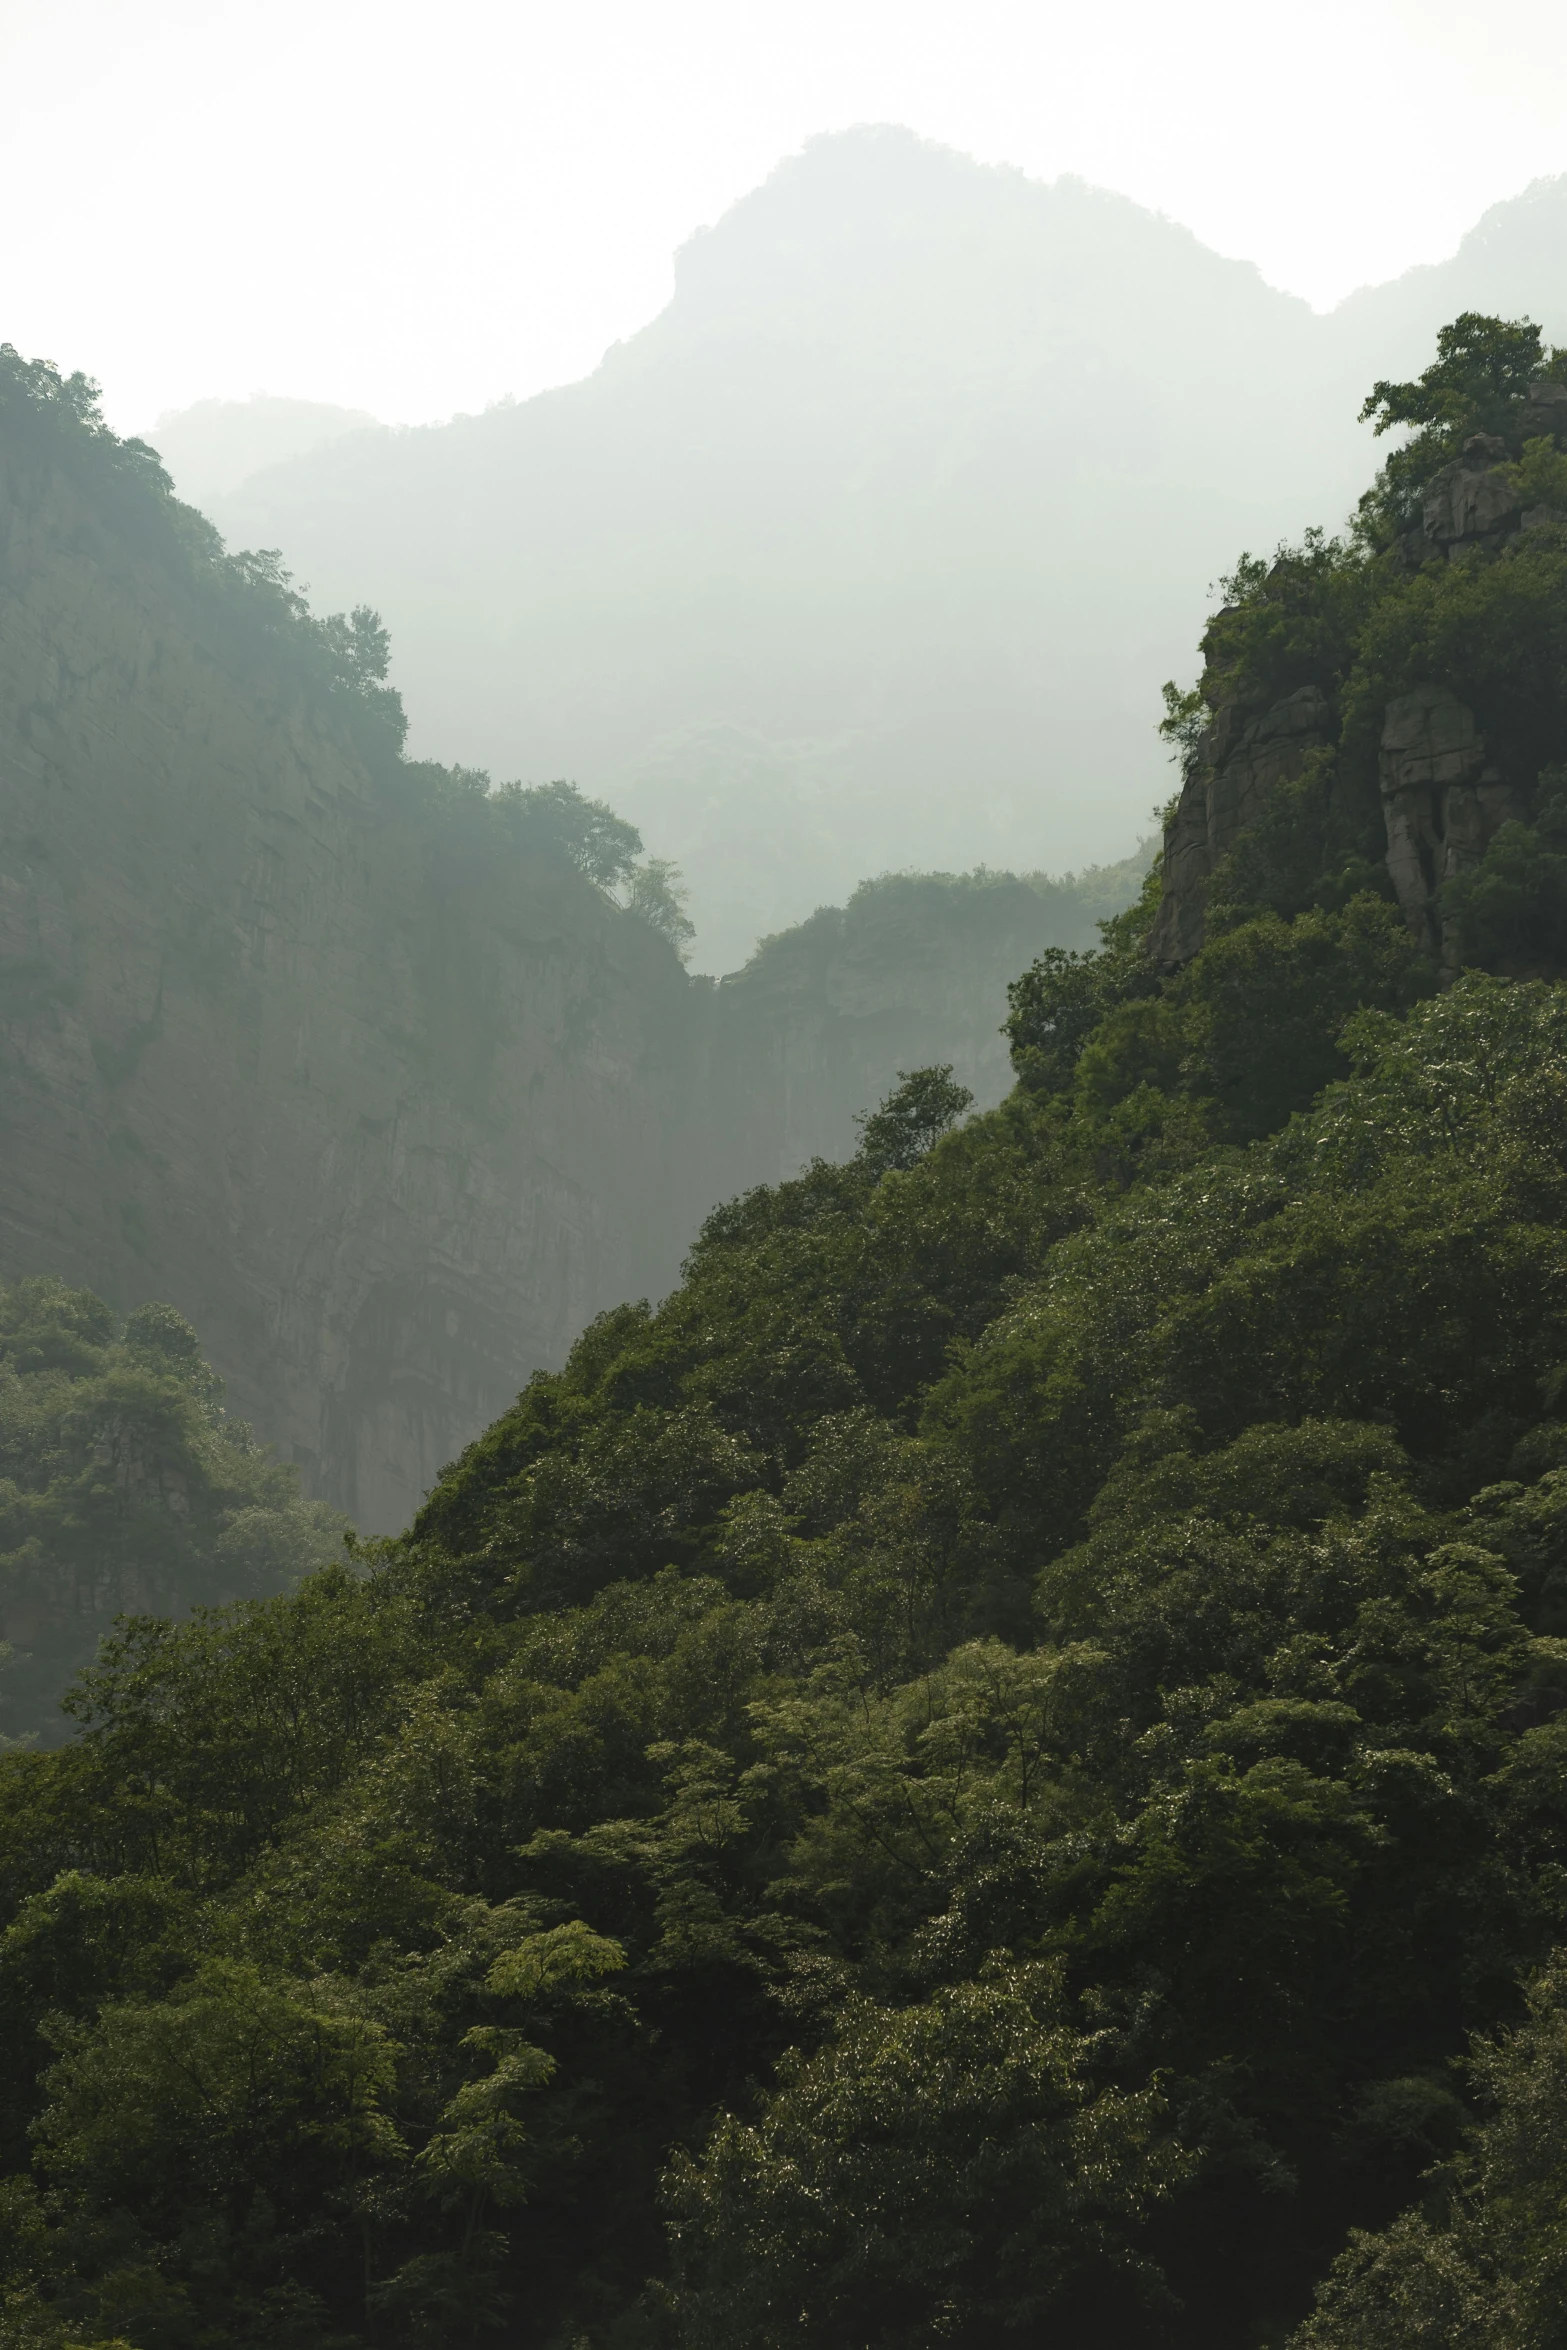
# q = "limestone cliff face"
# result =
<box><xmin>1377</xmin><ymin>685</ymin><xmax>1524</xmax><ymax>965</ymax></box>
<box><xmin>0</xmin><ymin>450</ymin><xmax>706</xmax><ymax>1531</ymax></box>
<box><xmin>1149</xmin><ymin>684</ymin><xmax>1331</xmax><ymax>966</ymax></box>
<box><xmin>1</xmin><ymin>444</ymin><xmax>1122</xmax><ymax>1533</ymax></box>
<box><xmin>703</xmin><ymin>870</ymin><xmax>1120</xmax><ymax>1198</ymax></box>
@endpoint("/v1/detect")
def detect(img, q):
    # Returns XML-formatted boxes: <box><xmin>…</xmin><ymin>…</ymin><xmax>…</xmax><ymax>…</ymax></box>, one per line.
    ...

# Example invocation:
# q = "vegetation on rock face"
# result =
<box><xmin>0</xmin><ymin>346</ymin><xmax>688</xmax><ymax>935</ymax></box>
<box><xmin>0</xmin><ymin>1283</ymin><xmax>343</xmax><ymax>1747</ymax></box>
<box><xmin>4</xmin><ymin>318</ymin><xmax>1567</xmax><ymax>2347</ymax></box>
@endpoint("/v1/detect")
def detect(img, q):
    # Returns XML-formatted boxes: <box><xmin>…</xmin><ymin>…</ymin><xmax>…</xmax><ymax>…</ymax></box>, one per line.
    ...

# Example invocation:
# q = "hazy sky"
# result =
<box><xmin>4</xmin><ymin>0</ymin><xmax>1567</xmax><ymax>431</ymax></box>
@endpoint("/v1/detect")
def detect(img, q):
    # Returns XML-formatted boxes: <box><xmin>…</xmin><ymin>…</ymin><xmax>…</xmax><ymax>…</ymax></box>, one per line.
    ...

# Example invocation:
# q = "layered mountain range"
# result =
<box><xmin>0</xmin><ymin>362</ymin><xmax>1129</xmax><ymax>1530</ymax></box>
<box><xmin>170</xmin><ymin>129</ymin><xmax>1567</xmax><ymax>966</ymax></box>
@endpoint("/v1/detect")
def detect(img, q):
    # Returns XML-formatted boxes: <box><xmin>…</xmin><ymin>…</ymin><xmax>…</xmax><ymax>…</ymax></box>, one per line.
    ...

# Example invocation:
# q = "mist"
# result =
<box><xmin>161</xmin><ymin>134</ymin><xmax>1567</xmax><ymax>967</ymax></box>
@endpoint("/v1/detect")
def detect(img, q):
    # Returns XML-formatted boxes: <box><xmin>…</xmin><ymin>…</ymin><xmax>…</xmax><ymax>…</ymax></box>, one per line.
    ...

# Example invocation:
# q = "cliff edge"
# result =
<box><xmin>0</xmin><ymin>386</ymin><xmax>706</xmax><ymax>1530</ymax></box>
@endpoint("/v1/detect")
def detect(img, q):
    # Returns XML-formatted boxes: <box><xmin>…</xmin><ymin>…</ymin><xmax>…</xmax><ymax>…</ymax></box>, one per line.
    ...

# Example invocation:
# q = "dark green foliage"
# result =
<box><xmin>1008</xmin><ymin>887</ymin><xmax>1430</xmax><ymax>1154</ymax></box>
<box><xmin>1342</xmin><ymin>517</ymin><xmax>1567</xmax><ymax>782</ymax></box>
<box><xmin>1291</xmin><ymin>1956</ymin><xmax>1567</xmax><ymax>2345</ymax></box>
<box><xmin>663</xmin><ymin>1963</ymin><xmax>1183</xmax><ymax>2347</ymax></box>
<box><xmin>851</xmin><ymin>1064</ymin><xmax>974</xmax><ymax>1173</ymax></box>
<box><xmin>5</xmin><ymin>973</ymin><xmax>1567</xmax><ymax>2349</ymax></box>
<box><xmin>1203</xmin><ymin>529</ymin><xmax>1375</xmax><ymax>710</ymax></box>
<box><xmin>1150</xmin><ymin>316</ymin><xmax>1567</xmax><ymax>996</ymax></box>
<box><xmin>1003</xmin><ymin>859</ymin><xmax>1165</xmax><ymax>1097</ymax></box>
<box><xmin>8</xmin><ymin>318</ymin><xmax>1567</xmax><ymax>2350</ymax></box>
<box><xmin>1444</xmin><ymin>783</ymin><xmax>1567</xmax><ymax>973</ymax></box>
<box><xmin>1359</xmin><ymin>312</ymin><xmax>1560</xmax><ymax>535</ymax></box>
<box><xmin>0</xmin><ymin>1281</ymin><xmax>343</xmax><ymax>1747</ymax></box>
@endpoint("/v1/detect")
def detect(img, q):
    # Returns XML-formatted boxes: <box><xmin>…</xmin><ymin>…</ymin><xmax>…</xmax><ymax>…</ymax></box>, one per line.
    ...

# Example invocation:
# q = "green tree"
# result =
<box><xmin>664</xmin><ymin>1964</ymin><xmax>1182</xmax><ymax>2348</ymax></box>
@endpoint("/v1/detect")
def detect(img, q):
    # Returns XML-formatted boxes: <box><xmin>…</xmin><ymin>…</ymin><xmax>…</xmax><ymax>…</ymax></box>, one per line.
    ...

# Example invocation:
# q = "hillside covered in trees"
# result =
<box><xmin>4</xmin><ymin>317</ymin><xmax>1567</xmax><ymax>2347</ymax></box>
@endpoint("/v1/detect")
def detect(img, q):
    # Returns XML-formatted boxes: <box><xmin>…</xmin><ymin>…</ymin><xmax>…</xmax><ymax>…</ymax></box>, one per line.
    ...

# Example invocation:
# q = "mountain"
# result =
<box><xmin>1327</xmin><ymin>172</ymin><xmax>1567</xmax><ymax>379</ymax></box>
<box><xmin>144</xmin><ymin>393</ymin><xmax>380</xmax><ymax>503</ymax></box>
<box><xmin>0</xmin><ymin>350</ymin><xmax>1136</xmax><ymax>1533</ymax></box>
<box><xmin>6</xmin><ymin>317</ymin><xmax>1567</xmax><ymax>2350</ymax></box>
<box><xmin>189</xmin><ymin>129</ymin><xmax>1567</xmax><ymax>969</ymax></box>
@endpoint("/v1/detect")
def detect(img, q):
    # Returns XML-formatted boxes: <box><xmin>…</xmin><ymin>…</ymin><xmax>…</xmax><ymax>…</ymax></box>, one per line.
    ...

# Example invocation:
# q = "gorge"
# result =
<box><xmin>0</xmin><ymin>356</ymin><xmax>1132</xmax><ymax>1532</ymax></box>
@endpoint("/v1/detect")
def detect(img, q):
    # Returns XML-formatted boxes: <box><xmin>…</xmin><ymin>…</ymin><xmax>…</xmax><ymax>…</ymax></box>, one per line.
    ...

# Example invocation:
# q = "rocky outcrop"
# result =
<box><xmin>1150</xmin><ymin>384</ymin><xmax>1567</xmax><ymax>969</ymax></box>
<box><xmin>1150</xmin><ymin>665</ymin><xmax>1523</xmax><ymax>973</ymax></box>
<box><xmin>1414</xmin><ymin>433</ymin><xmax>1521</xmax><ymax>557</ymax></box>
<box><xmin>1403</xmin><ymin>394</ymin><xmax>1566</xmax><ymax>566</ymax></box>
<box><xmin>1148</xmin><ymin>684</ymin><xmax>1331</xmax><ymax>965</ymax></box>
<box><xmin>1379</xmin><ymin>686</ymin><xmax>1523</xmax><ymax>964</ymax></box>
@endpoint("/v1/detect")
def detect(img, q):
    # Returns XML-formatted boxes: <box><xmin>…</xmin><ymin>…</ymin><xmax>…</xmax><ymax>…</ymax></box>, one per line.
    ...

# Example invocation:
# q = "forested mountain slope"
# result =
<box><xmin>198</xmin><ymin>130</ymin><xmax>1567</xmax><ymax>966</ymax></box>
<box><xmin>0</xmin><ymin>347</ymin><xmax>1131</xmax><ymax>1534</ymax></box>
<box><xmin>4</xmin><ymin>316</ymin><xmax>1567</xmax><ymax>2348</ymax></box>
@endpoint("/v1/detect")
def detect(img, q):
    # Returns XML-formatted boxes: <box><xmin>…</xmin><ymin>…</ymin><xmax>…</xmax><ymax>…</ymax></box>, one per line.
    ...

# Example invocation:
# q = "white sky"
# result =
<box><xmin>3</xmin><ymin>0</ymin><xmax>1567</xmax><ymax>431</ymax></box>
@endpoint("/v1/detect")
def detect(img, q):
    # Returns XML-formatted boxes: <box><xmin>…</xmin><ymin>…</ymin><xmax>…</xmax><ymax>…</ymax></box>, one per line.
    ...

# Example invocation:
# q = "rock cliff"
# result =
<box><xmin>0</xmin><ymin>413</ymin><xmax>1135</xmax><ymax>1531</ymax></box>
<box><xmin>1149</xmin><ymin>379</ymin><xmax>1566</xmax><ymax>971</ymax></box>
<box><xmin>1150</xmin><ymin>684</ymin><xmax>1331</xmax><ymax>965</ymax></box>
<box><xmin>0</xmin><ymin>441</ymin><xmax>712</xmax><ymax>1531</ymax></box>
<box><xmin>703</xmin><ymin>865</ymin><xmax>1137</xmax><ymax>1197</ymax></box>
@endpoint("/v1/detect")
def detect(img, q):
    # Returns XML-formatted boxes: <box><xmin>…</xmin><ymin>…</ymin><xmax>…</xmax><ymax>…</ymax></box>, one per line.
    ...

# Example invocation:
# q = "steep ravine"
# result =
<box><xmin>0</xmin><ymin>438</ymin><xmax>1131</xmax><ymax>1529</ymax></box>
<box><xmin>0</xmin><ymin>450</ymin><xmax>709</xmax><ymax>1531</ymax></box>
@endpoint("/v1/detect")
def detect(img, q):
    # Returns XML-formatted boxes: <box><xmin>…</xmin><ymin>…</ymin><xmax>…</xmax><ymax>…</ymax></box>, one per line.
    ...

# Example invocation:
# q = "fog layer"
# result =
<box><xmin>168</xmin><ymin>130</ymin><xmax>1567</xmax><ymax>969</ymax></box>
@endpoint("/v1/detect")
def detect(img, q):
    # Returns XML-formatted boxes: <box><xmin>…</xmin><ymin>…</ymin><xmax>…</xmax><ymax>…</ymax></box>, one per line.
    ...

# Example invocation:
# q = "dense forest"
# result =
<box><xmin>4</xmin><ymin>315</ymin><xmax>1567</xmax><ymax>2347</ymax></box>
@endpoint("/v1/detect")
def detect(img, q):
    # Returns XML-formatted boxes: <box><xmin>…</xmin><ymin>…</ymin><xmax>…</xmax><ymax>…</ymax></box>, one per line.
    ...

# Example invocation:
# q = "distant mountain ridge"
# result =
<box><xmin>146</xmin><ymin>394</ymin><xmax>381</xmax><ymax>503</ymax></box>
<box><xmin>183</xmin><ymin>130</ymin><xmax>1567</xmax><ymax>967</ymax></box>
